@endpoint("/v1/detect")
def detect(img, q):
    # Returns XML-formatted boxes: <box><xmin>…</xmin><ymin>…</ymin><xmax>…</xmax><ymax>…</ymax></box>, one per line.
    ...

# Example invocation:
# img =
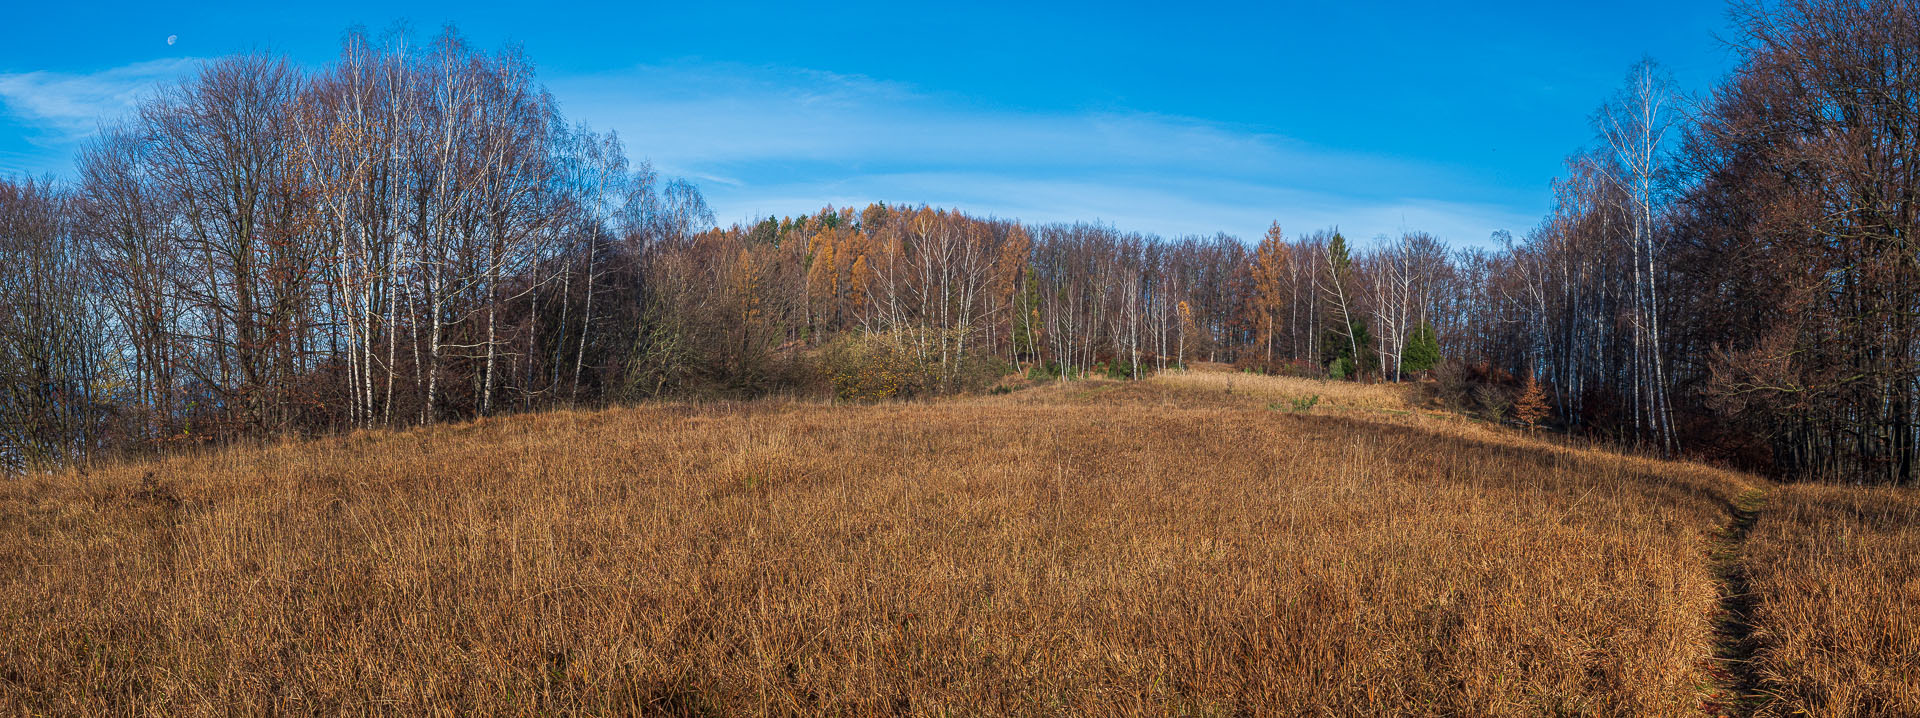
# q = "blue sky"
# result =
<box><xmin>0</xmin><ymin>1</ymin><xmax>1739</xmax><ymax>245</ymax></box>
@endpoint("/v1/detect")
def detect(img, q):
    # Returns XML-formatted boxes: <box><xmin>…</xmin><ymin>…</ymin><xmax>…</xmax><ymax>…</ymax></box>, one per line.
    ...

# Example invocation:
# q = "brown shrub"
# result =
<box><xmin>1433</xmin><ymin>358</ymin><xmax>1473</xmax><ymax>411</ymax></box>
<box><xmin>820</xmin><ymin>332</ymin><xmax>925</xmax><ymax>401</ymax></box>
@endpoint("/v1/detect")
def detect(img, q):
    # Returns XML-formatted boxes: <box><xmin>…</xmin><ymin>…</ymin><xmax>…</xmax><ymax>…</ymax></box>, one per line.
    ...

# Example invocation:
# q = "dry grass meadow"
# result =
<box><xmin>0</xmin><ymin>368</ymin><xmax>1911</xmax><ymax>715</ymax></box>
<box><xmin>1740</xmin><ymin>484</ymin><xmax>1920</xmax><ymax>717</ymax></box>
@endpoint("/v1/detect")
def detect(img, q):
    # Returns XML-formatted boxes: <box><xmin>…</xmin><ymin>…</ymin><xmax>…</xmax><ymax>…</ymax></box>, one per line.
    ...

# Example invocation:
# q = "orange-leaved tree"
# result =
<box><xmin>1249</xmin><ymin>221</ymin><xmax>1289</xmax><ymax>361</ymax></box>
<box><xmin>1514</xmin><ymin>372</ymin><xmax>1550</xmax><ymax>432</ymax></box>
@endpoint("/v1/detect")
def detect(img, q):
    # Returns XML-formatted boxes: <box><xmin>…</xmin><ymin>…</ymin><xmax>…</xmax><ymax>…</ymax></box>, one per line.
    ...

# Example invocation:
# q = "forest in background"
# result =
<box><xmin>1</xmin><ymin>0</ymin><xmax>1914</xmax><ymax>485</ymax></box>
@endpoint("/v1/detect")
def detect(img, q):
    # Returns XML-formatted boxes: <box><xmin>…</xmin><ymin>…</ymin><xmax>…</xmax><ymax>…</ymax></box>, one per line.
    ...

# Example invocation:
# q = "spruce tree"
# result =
<box><xmin>1401</xmin><ymin>323</ymin><xmax>1441</xmax><ymax>375</ymax></box>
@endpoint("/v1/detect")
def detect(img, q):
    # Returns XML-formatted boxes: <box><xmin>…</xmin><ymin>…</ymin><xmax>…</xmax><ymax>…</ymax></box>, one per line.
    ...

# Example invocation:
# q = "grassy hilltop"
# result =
<box><xmin>1</xmin><ymin>369</ymin><xmax>1913</xmax><ymax>715</ymax></box>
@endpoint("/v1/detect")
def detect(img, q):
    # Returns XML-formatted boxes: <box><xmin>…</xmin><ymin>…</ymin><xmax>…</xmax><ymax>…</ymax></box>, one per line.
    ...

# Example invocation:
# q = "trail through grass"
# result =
<box><xmin>1705</xmin><ymin>488</ymin><xmax>1769</xmax><ymax>717</ymax></box>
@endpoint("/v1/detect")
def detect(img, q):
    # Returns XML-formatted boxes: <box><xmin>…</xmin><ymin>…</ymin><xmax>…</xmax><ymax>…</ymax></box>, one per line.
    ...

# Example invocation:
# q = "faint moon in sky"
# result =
<box><xmin>167</xmin><ymin>35</ymin><xmax>177</xmax><ymax>46</ymax></box>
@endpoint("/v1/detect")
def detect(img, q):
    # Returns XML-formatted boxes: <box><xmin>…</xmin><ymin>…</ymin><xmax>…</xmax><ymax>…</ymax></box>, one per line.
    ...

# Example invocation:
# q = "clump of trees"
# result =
<box><xmin>1496</xmin><ymin>0</ymin><xmax>1920</xmax><ymax>483</ymax></box>
<box><xmin>3</xmin><ymin>0</ymin><xmax>1916</xmax><ymax>486</ymax></box>
<box><xmin>1680</xmin><ymin>0</ymin><xmax>1920</xmax><ymax>484</ymax></box>
<box><xmin>2</xmin><ymin>27</ymin><xmax>717</xmax><ymax>473</ymax></box>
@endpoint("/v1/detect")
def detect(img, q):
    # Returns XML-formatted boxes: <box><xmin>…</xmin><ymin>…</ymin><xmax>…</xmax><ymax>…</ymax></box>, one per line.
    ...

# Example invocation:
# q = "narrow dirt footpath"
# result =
<box><xmin>1703</xmin><ymin>488</ymin><xmax>1768</xmax><ymax>717</ymax></box>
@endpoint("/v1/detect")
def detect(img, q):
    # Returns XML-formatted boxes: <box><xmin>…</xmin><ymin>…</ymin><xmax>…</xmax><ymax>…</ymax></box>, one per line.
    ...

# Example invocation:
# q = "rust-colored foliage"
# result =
<box><xmin>1513</xmin><ymin>373</ymin><xmax>1550</xmax><ymax>431</ymax></box>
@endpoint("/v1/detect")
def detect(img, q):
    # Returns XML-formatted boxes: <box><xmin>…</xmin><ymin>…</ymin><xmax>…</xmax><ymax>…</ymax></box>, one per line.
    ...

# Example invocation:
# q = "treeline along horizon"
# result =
<box><xmin>2</xmin><ymin>0</ymin><xmax>1914</xmax><ymax>485</ymax></box>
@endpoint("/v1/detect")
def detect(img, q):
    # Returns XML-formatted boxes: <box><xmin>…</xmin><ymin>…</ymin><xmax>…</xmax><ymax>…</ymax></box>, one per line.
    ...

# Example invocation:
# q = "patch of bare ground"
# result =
<box><xmin>1703</xmin><ymin>489</ymin><xmax>1768</xmax><ymax>717</ymax></box>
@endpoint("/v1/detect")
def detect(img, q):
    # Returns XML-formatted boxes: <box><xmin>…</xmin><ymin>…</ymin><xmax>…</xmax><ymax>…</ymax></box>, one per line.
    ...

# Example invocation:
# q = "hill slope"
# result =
<box><xmin>1</xmin><ymin>371</ymin><xmax>1893</xmax><ymax>715</ymax></box>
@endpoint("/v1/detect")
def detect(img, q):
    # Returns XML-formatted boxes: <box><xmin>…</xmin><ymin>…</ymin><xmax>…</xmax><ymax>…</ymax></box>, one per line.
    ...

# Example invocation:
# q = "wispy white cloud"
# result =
<box><xmin>0</xmin><ymin>57</ymin><xmax>1540</xmax><ymax>245</ymax></box>
<box><xmin>548</xmin><ymin>61</ymin><xmax>1539</xmax><ymax>245</ymax></box>
<box><xmin>0</xmin><ymin>58</ymin><xmax>197</xmax><ymax>144</ymax></box>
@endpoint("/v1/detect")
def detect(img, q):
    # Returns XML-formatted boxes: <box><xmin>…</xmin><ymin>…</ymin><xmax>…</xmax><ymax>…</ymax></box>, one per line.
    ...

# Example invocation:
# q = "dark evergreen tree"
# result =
<box><xmin>1401</xmin><ymin>322</ymin><xmax>1441</xmax><ymax>375</ymax></box>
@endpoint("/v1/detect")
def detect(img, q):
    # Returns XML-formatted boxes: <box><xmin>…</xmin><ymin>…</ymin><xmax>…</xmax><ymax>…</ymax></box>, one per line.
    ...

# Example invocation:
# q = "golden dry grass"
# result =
<box><xmin>1144</xmin><ymin>368</ymin><xmax>1418</xmax><ymax>414</ymax></box>
<box><xmin>1742</xmin><ymin>484</ymin><xmax>1920</xmax><ymax>717</ymax></box>
<box><xmin>0</xmin><ymin>370</ymin><xmax>1811</xmax><ymax>715</ymax></box>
